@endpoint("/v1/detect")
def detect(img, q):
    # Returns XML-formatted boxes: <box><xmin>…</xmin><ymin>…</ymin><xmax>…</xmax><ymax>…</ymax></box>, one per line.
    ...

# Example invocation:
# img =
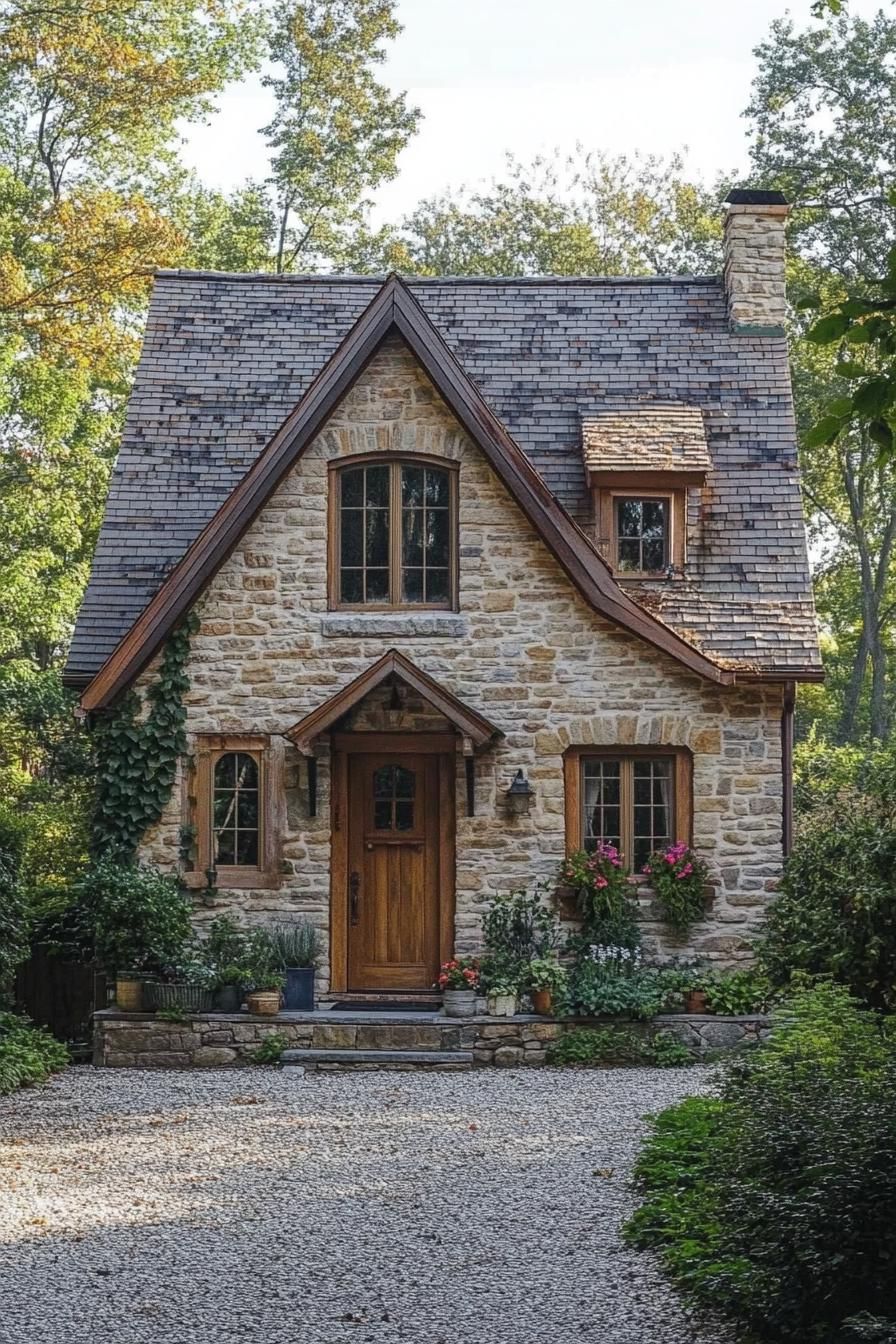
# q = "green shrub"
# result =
<box><xmin>0</xmin><ymin>1013</ymin><xmax>68</xmax><ymax>1094</ymax></box>
<box><xmin>76</xmin><ymin>860</ymin><xmax>192</xmax><ymax>975</ymax></box>
<box><xmin>548</xmin><ymin>1025</ymin><xmax>692</xmax><ymax>1068</ymax></box>
<box><xmin>626</xmin><ymin>985</ymin><xmax>896</xmax><ymax>1341</ymax></box>
<box><xmin>251</xmin><ymin>1032</ymin><xmax>288</xmax><ymax>1064</ymax></box>
<box><xmin>703</xmin><ymin>968</ymin><xmax>775</xmax><ymax>1016</ymax></box>
<box><xmin>760</xmin><ymin>794</ymin><xmax>896</xmax><ymax>1011</ymax></box>
<box><xmin>561</xmin><ymin>945</ymin><xmax>674</xmax><ymax>1019</ymax></box>
<box><xmin>479</xmin><ymin>885</ymin><xmax>559</xmax><ymax>989</ymax></box>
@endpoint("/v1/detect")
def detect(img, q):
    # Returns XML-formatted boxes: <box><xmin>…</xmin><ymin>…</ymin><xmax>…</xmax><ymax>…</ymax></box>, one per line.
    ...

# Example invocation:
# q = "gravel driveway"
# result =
<box><xmin>0</xmin><ymin>1065</ymin><xmax>730</xmax><ymax>1344</ymax></box>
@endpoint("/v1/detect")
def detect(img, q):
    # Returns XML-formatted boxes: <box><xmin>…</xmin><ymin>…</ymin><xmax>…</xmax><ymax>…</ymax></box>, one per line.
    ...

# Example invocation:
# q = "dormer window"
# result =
<box><xmin>330</xmin><ymin>457</ymin><xmax>458</xmax><ymax>610</ymax></box>
<box><xmin>615</xmin><ymin>496</ymin><xmax>669</xmax><ymax>573</ymax></box>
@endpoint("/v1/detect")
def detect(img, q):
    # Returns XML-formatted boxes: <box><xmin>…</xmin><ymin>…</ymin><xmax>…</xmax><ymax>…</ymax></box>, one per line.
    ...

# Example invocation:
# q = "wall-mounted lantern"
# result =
<box><xmin>505</xmin><ymin>769</ymin><xmax>534</xmax><ymax>818</ymax></box>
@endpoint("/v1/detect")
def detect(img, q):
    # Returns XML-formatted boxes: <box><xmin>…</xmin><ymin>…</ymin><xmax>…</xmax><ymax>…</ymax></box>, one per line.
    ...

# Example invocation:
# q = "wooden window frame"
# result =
<box><xmin>595</xmin><ymin>486</ymin><xmax>686</xmax><ymax>576</ymax></box>
<box><xmin>328</xmin><ymin>453</ymin><xmax>459</xmax><ymax>612</ymax></box>
<box><xmin>185</xmin><ymin>734</ymin><xmax>283</xmax><ymax>890</ymax></box>
<box><xmin>563</xmin><ymin>746</ymin><xmax>692</xmax><ymax>875</ymax></box>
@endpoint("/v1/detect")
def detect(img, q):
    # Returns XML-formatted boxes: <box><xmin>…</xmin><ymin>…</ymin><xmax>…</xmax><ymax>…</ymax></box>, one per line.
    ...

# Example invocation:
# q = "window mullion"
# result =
<box><xmin>390</xmin><ymin>462</ymin><xmax>401</xmax><ymax>605</ymax></box>
<box><xmin>622</xmin><ymin>759</ymin><xmax>634</xmax><ymax>872</ymax></box>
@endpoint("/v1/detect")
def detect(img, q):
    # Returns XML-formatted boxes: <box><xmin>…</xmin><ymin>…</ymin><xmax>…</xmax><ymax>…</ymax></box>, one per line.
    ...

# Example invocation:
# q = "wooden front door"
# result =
<box><xmin>343</xmin><ymin>746</ymin><xmax>449</xmax><ymax>992</ymax></box>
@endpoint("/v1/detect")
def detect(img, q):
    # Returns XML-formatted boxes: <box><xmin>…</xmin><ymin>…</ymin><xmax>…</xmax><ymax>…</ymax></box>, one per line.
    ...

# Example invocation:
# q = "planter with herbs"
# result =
<box><xmin>269</xmin><ymin>920</ymin><xmax>321</xmax><ymax>1011</ymax></box>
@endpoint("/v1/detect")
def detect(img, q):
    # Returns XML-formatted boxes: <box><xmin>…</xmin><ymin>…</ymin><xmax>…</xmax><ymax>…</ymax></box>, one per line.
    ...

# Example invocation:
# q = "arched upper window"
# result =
<box><xmin>213</xmin><ymin>751</ymin><xmax>260</xmax><ymax>866</ymax></box>
<box><xmin>331</xmin><ymin>459</ymin><xmax>457</xmax><ymax>609</ymax></box>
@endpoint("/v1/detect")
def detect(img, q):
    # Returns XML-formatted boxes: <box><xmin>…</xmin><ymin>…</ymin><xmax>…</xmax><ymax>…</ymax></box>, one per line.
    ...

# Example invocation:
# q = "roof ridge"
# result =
<box><xmin>149</xmin><ymin>268</ymin><xmax>722</xmax><ymax>287</ymax></box>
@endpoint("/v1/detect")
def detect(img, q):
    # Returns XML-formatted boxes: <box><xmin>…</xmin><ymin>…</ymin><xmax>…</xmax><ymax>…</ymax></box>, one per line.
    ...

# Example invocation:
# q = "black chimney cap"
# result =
<box><xmin>724</xmin><ymin>189</ymin><xmax>789</xmax><ymax>206</ymax></box>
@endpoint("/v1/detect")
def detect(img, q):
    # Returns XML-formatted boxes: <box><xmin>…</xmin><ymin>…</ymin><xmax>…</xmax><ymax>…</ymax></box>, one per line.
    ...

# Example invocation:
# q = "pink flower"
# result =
<box><xmin>595</xmin><ymin>876</ymin><xmax>608</xmax><ymax>889</ymax></box>
<box><xmin>643</xmin><ymin>864</ymin><xmax>651</xmax><ymax>874</ymax></box>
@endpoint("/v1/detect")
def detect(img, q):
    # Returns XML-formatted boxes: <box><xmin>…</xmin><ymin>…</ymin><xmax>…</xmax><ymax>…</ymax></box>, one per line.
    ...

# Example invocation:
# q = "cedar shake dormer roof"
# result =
<box><xmin>65</xmin><ymin>268</ymin><xmax>822</xmax><ymax>699</ymax></box>
<box><xmin>581</xmin><ymin>404</ymin><xmax>712</xmax><ymax>483</ymax></box>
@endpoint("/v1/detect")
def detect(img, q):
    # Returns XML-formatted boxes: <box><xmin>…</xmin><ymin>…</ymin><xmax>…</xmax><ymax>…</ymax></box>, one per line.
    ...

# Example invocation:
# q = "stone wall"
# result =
<box><xmin>137</xmin><ymin>336</ymin><xmax>785</xmax><ymax>987</ymax></box>
<box><xmin>93</xmin><ymin>1011</ymin><xmax>770</xmax><ymax>1069</ymax></box>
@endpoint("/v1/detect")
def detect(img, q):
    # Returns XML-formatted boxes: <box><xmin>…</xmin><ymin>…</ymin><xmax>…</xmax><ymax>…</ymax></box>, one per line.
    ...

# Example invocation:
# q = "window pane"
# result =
<box><xmin>236</xmin><ymin>831</ymin><xmax>259</xmax><ymax>866</ymax></box>
<box><xmin>618</xmin><ymin>539</ymin><xmax>641</xmax><ymax>571</ymax></box>
<box><xmin>214</xmin><ymin>754</ymin><xmax>236</xmax><ymax>788</ymax></box>
<box><xmin>365</xmin><ymin>509</ymin><xmax>389</xmax><ymax>568</ymax></box>
<box><xmin>425</xmin><ymin>568</ymin><xmax>449</xmax><ymax>603</ymax></box>
<box><xmin>402</xmin><ymin>508</ymin><xmax>424</xmax><ymax>568</ymax></box>
<box><xmin>402</xmin><ymin>567</ymin><xmax>423</xmax><ymax>602</ymax></box>
<box><xmin>341</xmin><ymin>569</ymin><xmax>363</xmax><ymax>604</ymax></box>
<box><xmin>340</xmin><ymin>514</ymin><xmax>363</xmax><ymax>567</ymax></box>
<box><xmin>341</xmin><ymin>468</ymin><xmax>364</xmax><ymax>508</ymax></box>
<box><xmin>401</xmin><ymin>466</ymin><xmax>425</xmax><ymax>507</ymax></box>
<box><xmin>643</xmin><ymin>539</ymin><xmax>666</xmax><ymax>572</ymax></box>
<box><xmin>374</xmin><ymin>766</ymin><xmax>395</xmax><ymax>798</ymax></box>
<box><xmin>425</xmin><ymin>469</ymin><xmax>449</xmax><ymax>506</ymax></box>
<box><xmin>642</xmin><ymin>500</ymin><xmax>667</xmax><ymax>538</ymax></box>
<box><xmin>213</xmin><ymin>792</ymin><xmax>234</xmax><ymax>828</ymax></box>
<box><xmin>426</xmin><ymin>508</ymin><xmax>449</xmax><ymax>568</ymax></box>
<box><xmin>365</xmin><ymin>465</ymin><xmax>389</xmax><ymax>507</ymax></box>
<box><xmin>582</xmin><ymin>759</ymin><xmax>622</xmax><ymax>852</ymax></box>
<box><xmin>617</xmin><ymin>499</ymin><xmax>641</xmax><ymax>537</ymax></box>
<box><xmin>374</xmin><ymin>801</ymin><xmax>392</xmax><ymax>830</ymax></box>
<box><xmin>234</xmin><ymin>754</ymin><xmax>258</xmax><ymax>789</ymax></box>
<box><xmin>395</xmin><ymin>801</ymin><xmax>414</xmax><ymax>830</ymax></box>
<box><xmin>394</xmin><ymin>767</ymin><xmax>415</xmax><ymax>798</ymax></box>
<box><xmin>366</xmin><ymin>568</ymin><xmax>389</xmax><ymax>602</ymax></box>
<box><xmin>216</xmin><ymin>831</ymin><xmax>236</xmax><ymax>865</ymax></box>
<box><xmin>237</xmin><ymin>791</ymin><xmax>258</xmax><ymax>828</ymax></box>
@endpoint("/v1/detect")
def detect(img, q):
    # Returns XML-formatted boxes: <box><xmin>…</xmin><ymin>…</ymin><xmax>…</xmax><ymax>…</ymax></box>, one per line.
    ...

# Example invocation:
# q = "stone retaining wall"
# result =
<box><xmin>94</xmin><ymin>1010</ymin><xmax>770</xmax><ymax>1068</ymax></box>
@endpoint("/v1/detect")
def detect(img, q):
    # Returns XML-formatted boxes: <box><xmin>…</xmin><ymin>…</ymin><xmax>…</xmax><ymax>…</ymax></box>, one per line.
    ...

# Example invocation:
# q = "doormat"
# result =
<box><xmin>330</xmin><ymin>1001</ymin><xmax>438</xmax><ymax>1013</ymax></box>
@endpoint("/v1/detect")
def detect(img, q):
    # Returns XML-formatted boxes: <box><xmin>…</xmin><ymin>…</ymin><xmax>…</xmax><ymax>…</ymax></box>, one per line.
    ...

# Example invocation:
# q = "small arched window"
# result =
<box><xmin>332</xmin><ymin>459</ymin><xmax>457</xmax><ymax>609</ymax></box>
<box><xmin>213</xmin><ymin>751</ymin><xmax>260</xmax><ymax>866</ymax></box>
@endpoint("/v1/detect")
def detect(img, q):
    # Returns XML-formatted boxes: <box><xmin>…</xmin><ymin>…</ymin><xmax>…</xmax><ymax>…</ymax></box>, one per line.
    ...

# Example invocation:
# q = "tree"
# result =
<box><xmin>261</xmin><ymin>1</ymin><xmax>420</xmax><ymax>273</ymax></box>
<box><xmin>747</xmin><ymin>8</ymin><xmax>896</xmax><ymax>742</ymax></box>
<box><xmin>349</xmin><ymin>149</ymin><xmax>724</xmax><ymax>277</ymax></box>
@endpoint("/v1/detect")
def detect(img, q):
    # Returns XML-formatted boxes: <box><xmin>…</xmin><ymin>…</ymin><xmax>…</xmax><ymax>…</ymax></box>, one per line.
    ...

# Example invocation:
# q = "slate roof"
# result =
<box><xmin>581</xmin><ymin>403</ymin><xmax>712</xmax><ymax>476</ymax></box>
<box><xmin>65</xmin><ymin>271</ymin><xmax>821</xmax><ymax>684</ymax></box>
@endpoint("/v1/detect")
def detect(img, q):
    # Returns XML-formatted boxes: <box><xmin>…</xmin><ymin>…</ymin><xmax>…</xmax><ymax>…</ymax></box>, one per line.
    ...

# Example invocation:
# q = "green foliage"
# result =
<box><xmin>91</xmin><ymin>614</ymin><xmax>197</xmax><ymax>862</ymax></box>
<box><xmin>626</xmin><ymin>986</ymin><xmax>896</xmax><ymax>1340</ymax></box>
<box><xmin>267</xmin><ymin>920</ymin><xmax>321</xmax><ymax>970</ymax></box>
<box><xmin>251</xmin><ymin>1032</ymin><xmax>288</xmax><ymax>1065</ymax></box>
<box><xmin>0</xmin><ymin>1012</ymin><xmax>68</xmax><ymax>1093</ymax></box>
<box><xmin>548</xmin><ymin>1025</ymin><xmax>693</xmax><ymax>1068</ymax></box>
<box><xmin>156</xmin><ymin>1005</ymin><xmax>187</xmax><ymax>1024</ymax></box>
<box><xmin>644</xmin><ymin>843</ymin><xmax>709</xmax><ymax>933</ymax></box>
<box><xmin>261</xmin><ymin>0</ymin><xmax>419</xmax><ymax>272</ymax></box>
<box><xmin>562</xmin><ymin>944</ymin><xmax>673</xmax><ymax>1020</ymax></box>
<box><xmin>350</xmin><ymin>149</ymin><xmax>723</xmax><ymax>278</ymax></box>
<box><xmin>525</xmin><ymin>956</ymin><xmax>567</xmax><ymax>994</ymax></box>
<box><xmin>0</xmin><ymin>845</ymin><xmax>26</xmax><ymax>1002</ymax></box>
<box><xmin>760</xmin><ymin>772</ymin><xmax>896</xmax><ymax>1010</ymax></box>
<box><xmin>703</xmin><ymin>968</ymin><xmax>775</xmax><ymax>1016</ymax></box>
<box><xmin>76</xmin><ymin>859</ymin><xmax>192</xmax><ymax>975</ymax></box>
<box><xmin>559</xmin><ymin>846</ymin><xmax>641</xmax><ymax>949</ymax></box>
<box><xmin>479</xmin><ymin>885</ymin><xmax>559</xmax><ymax>990</ymax></box>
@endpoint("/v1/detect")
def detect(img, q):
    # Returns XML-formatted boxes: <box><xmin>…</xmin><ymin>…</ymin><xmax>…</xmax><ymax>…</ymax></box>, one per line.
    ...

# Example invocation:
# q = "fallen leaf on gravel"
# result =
<box><xmin>593</xmin><ymin>1167</ymin><xmax>615</xmax><ymax>1178</ymax></box>
<box><xmin>230</xmin><ymin>1095</ymin><xmax>260</xmax><ymax>1105</ymax></box>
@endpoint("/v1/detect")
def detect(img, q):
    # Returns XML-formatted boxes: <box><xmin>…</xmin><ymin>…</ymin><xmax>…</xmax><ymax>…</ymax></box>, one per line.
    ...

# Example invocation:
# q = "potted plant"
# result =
<box><xmin>213</xmin><ymin>964</ymin><xmax>247</xmax><ymax>1013</ymax></box>
<box><xmin>269</xmin><ymin>920</ymin><xmax>321</xmax><ymax>1011</ymax></box>
<box><xmin>149</xmin><ymin>954</ymin><xmax>216</xmax><ymax>1013</ymax></box>
<box><xmin>486</xmin><ymin>977</ymin><xmax>518</xmax><ymax>1017</ymax></box>
<box><xmin>527</xmin><ymin>957</ymin><xmax>567</xmax><ymax>1015</ymax></box>
<box><xmin>644</xmin><ymin>842</ymin><xmax>710</xmax><ymax>933</ymax></box>
<box><xmin>438</xmin><ymin>957</ymin><xmax>480</xmax><ymax>1017</ymax></box>
<box><xmin>246</xmin><ymin>970</ymin><xmax>285</xmax><ymax>1016</ymax></box>
<box><xmin>77</xmin><ymin>860</ymin><xmax>192</xmax><ymax>1012</ymax></box>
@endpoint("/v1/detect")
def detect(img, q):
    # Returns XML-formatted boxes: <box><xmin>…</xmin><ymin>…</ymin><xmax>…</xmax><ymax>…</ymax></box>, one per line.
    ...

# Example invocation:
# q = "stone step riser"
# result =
<box><xmin>281</xmin><ymin>1048</ymin><xmax>473</xmax><ymax>1071</ymax></box>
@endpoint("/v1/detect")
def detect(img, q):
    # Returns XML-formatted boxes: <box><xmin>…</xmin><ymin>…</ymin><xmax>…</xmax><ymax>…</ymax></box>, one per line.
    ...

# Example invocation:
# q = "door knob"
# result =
<box><xmin>349</xmin><ymin>870</ymin><xmax>361</xmax><ymax>925</ymax></box>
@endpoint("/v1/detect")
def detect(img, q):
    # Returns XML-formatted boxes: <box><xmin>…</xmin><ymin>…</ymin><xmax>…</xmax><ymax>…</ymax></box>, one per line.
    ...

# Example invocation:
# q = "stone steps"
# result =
<box><xmin>281</xmin><ymin>1047</ymin><xmax>473</xmax><ymax>1072</ymax></box>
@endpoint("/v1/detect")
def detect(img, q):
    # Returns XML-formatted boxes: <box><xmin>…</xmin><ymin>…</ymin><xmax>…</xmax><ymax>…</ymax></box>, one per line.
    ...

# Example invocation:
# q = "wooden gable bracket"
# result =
<box><xmin>78</xmin><ymin>272</ymin><xmax>733</xmax><ymax>714</ymax></box>
<box><xmin>284</xmin><ymin>649</ymin><xmax>504</xmax><ymax>759</ymax></box>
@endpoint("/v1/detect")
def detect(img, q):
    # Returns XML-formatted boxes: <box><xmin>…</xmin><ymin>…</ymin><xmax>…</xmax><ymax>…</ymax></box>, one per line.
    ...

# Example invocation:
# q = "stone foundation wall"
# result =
<box><xmin>137</xmin><ymin>336</ymin><xmax>785</xmax><ymax>983</ymax></box>
<box><xmin>94</xmin><ymin>1011</ymin><xmax>770</xmax><ymax>1069</ymax></box>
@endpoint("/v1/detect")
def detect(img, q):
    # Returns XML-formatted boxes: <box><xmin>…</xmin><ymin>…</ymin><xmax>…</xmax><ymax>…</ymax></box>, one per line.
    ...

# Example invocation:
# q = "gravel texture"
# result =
<box><xmin>0</xmin><ymin>1065</ymin><xmax>733</xmax><ymax>1344</ymax></box>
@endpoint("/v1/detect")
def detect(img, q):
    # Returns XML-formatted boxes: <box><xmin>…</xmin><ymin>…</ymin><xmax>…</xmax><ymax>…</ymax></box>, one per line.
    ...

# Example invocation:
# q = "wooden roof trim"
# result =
<box><xmin>285</xmin><ymin>650</ymin><xmax>504</xmax><ymax>755</ymax></box>
<box><xmin>81</xmin><ymin>274</ymin><xmax>731</xmax><ymax>711</ymax></box>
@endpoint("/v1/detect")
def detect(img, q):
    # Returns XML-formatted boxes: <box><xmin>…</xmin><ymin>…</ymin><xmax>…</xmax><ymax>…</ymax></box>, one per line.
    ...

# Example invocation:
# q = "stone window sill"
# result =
<box><xmin>320</xmin><ymin>613</ymin><xmax>468</xmax><ymax>638</ymax></box>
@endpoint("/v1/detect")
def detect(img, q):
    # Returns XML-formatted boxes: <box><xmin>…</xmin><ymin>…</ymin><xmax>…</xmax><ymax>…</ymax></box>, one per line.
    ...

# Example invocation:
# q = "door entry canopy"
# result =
<box><xmin>284</xmin><ymin>649</ymin><xmax>503</xmax><ymax>756</ymax></box>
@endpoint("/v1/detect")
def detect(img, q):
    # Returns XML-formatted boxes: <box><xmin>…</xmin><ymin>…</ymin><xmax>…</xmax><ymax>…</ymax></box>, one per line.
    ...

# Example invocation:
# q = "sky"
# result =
<box><xmin>181</xmin><ymin>0</ymin><xmax>886</xmax><ymax>223</ymax></box>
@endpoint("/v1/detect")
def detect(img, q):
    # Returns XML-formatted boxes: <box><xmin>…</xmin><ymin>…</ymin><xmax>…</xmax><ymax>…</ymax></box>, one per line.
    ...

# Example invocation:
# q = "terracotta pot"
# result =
<box><xmin>531</xmin><ymin>988</ymin><xmax>553</xmax><ymax>1015</ymax></box>
<box><xmin>115</xmin><ymin>976</ymin><xmax>143</xmax><ymax>1012</ymax></box>
<box><xmin>247</xmin><ymin>990</ymin><xmax>281</xmax><ymax>1016</ymax></box>
<box><xmin>684</xmin><ymin>989</ymin><xmax>709</xmax><ymax>1014</ymax></box>
<box><xmin>487</xmin><ymin>992</ymin><xmax>517</xmax><ymax>1018</ymax></box>
<box><xmin>443</xmin><ymin>988</ymin><xmax>477</xmax><ymax>1018</ymax></box>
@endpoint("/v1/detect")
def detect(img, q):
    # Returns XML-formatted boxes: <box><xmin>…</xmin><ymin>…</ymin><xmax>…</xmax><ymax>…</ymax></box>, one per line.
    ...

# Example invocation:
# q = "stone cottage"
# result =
<box><xmin>65</xmin><ymin>190</ymin><xmax>820</xmax><ymax>998</ymax></box>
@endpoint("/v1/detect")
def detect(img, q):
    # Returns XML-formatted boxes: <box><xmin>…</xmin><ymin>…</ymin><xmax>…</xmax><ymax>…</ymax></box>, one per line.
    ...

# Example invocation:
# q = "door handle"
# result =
<box><xmin>349</xmin><ymin>870</ymin><xmax>361</xmax><ymax>925</ymax></box>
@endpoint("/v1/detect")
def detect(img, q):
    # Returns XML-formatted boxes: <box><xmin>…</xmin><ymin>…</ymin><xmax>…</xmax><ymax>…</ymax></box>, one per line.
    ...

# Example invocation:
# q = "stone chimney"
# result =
<box><xmin>722</xmin><ymin>190</ymin><xmax>791</xmax><ymax>331</ymax></box>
